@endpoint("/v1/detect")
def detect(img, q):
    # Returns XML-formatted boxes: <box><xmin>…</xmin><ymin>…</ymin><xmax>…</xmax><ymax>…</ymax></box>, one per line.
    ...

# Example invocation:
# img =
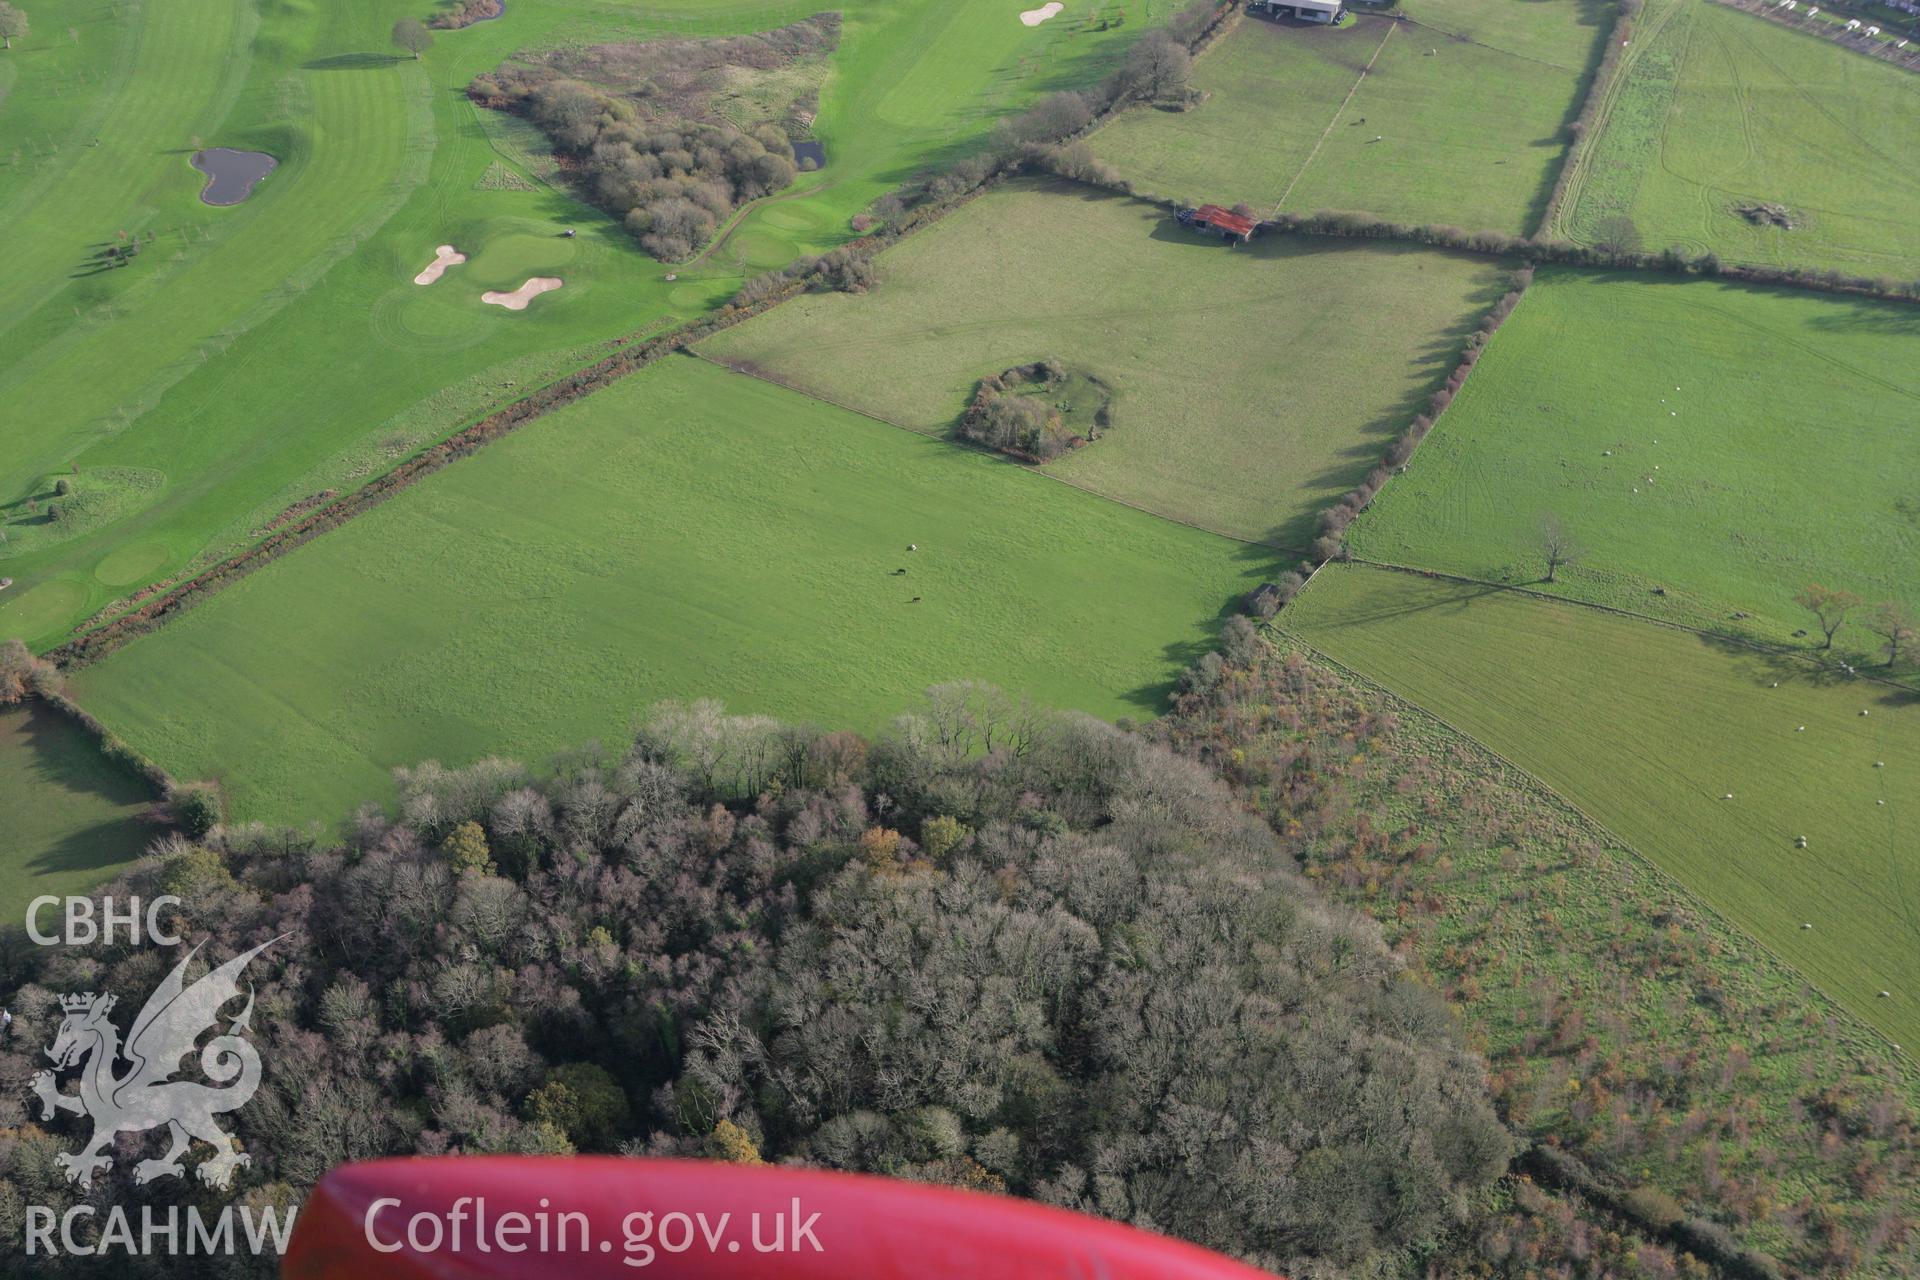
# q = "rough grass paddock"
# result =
<box><xmin>704</xmin><ymin>180</ymin><xmax>1510</xmax><ymax>547</ymax></box>
<box><xmin>1563</xmin><ymin>0</ymin><xmax>1920</xmax><ymax>276</ymax></box>
<box><xmin>69</xmin><ymin>357</ymin><xmax>1270</xmax><ymax>825</ymax></box>
<box><xmin>0</xmin><ymin>703</ymin><xmax>156</xmax><ymax>919</ymax></box>
<box><xmin>1285</xmin><ymin>562</ymin><xmax>1920</xmax><ymax>1048</ymax></box>
<box><xmin>1346</xmin><ymin>268</ymin><xmax>1920</xmax><ymax>660</ymax></box>
<box><xmin>1247</xmin><ymin>645</ymin><xmax>1920</xmax><ymax>1275</ymax></box>
<box><xmin>1090</xmin><ymin>0</ymin><xmax>1614</xmax><ymax>234</ymax></box>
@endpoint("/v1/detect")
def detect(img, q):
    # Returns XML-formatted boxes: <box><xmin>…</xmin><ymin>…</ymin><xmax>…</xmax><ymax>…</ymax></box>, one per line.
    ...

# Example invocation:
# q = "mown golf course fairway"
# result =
<box><xmin>0</xmin><ymin>0</ymin><xmax>1179</xmax><ymax>651</ymax></box>
<box><xmin>1346</xmin><ymin>269</ymin><xmax>1920</xmax><ymax>654</ymax></box>
<box><xmin>1286</xmin><ymin>563</ymin><xmax>1919</xmax><ymax>1047</ymax></box>
<box><xmin>705</xmin><ymin>180</ymin><xmax>1510</xmax><ymax>547</ymax></box>
<box><xmin>0</xmin><ymin>704</ymin><xmax>156</xmax><ymax>918</ymax></box>
<box><xmin>1560</xmin><ymin>0</ymin><xmax>1920</xmax><ymax>276</ymax></box>
<box><xmin>1090</xmin><ymin>0</ymin><xmax>1611</xmax><ymax>234</ymax></box>
<box><xmin>69</xmin><ymin>357</ymin><xmax>1270</xmax><ymax>825</ymax></box>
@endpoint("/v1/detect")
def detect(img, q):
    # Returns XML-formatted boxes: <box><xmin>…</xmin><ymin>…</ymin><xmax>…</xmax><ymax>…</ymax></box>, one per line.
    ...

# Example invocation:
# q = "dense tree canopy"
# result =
<box><xmin>467</xmin><ymin>17</ymin><xmax>838</xmax><ymax>260</ymax></box>
<box><xmin>0</xmin><ymin>685</ymin><xmax>1506</xmax><ymax>1277</ymax></box>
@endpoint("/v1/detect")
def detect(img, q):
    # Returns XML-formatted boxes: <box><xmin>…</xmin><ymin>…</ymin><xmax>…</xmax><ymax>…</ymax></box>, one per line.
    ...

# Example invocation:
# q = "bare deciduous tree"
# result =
<box><xmin>0</xmin><ymin>3</ymin><xmax>28</xmax><ymax>50</ymax></box>
<box><xmin>1538</xmin><ymin>513</ymin><xmax>1583</xmax><ymax>583</ymax></box>
<box><xmin>1118</xmin><ymin>31</ymin><xmax>1191</xmax><ymax>105</ymax></box>
<box><xmin>391</xmin><ymin>16</ymin><xmax>432</xmax><ymax>60</ymax></box>
<box><xmin>1865</xmin><ymin>600</ymin><xmax>1917</xmax><ymax>667</ymax></box>
<box><xmin>1794</xmin><ymin>583</ymin><xmax>1863</xmax><ymax>651</ymax></box>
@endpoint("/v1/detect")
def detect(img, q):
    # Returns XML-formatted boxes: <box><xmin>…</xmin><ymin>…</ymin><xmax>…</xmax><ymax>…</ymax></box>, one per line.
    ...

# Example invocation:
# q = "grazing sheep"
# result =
<box><xmin>1802</xmin><ymin>923</ymin><xmax>1813</xmax><ymax>929</ymax></box>
<box><xmin>1862</xmin><ymin>709</ymin><xmax>1871</xmax><ymax>716</ymax></box>
<box><xmin>1722</xmin><ymin>793</ymin><xmax>1734</xmax><ymax>800</ymax></box>
<box><xmin>908</xmin><ymin>544</ymin><xmax>918</xmax><ymax>552</ymax></box>
<box><xmin>1875</xmin><ymin>761</ymin><xmax>1885</xmax><ymax>768</ymax></box>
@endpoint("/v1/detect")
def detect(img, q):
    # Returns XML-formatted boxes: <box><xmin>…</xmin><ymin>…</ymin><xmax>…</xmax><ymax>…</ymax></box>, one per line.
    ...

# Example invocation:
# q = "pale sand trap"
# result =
<box><xmin>413</xmin><ymin>244</ymin><xmax>467</xmax><ymax>286</ymax></box>
<box><xmin>481</xmin><ymin>276</ymin><xmax>564</xmax><ymax>311</ymax></box>
<box><xmin>1021</xmin><ymin>2</ymin><xmax>1063</xmax><ymax>25</ymax></box>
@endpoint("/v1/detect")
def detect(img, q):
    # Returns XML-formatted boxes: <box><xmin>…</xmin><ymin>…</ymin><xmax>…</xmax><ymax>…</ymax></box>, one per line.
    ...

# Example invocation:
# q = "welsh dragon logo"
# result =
<box><xmin>30</xmin><ymin>938</ymin><xmax>278</xmax><ymax>1193</ymax></box>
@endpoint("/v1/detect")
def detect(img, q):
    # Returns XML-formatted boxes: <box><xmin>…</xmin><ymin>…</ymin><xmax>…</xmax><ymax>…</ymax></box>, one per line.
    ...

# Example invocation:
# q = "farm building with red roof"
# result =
<box><xmin>1181</xmin><ymin>204</ymin><xmax>1258</xmax><ymax>242</ymax></box>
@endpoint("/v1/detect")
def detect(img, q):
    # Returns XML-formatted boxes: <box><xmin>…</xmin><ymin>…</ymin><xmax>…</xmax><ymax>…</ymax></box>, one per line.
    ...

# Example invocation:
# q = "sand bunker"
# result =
<box><xmin>414</xmin><ymin>245</ymin><xmax>467</xmax><ymax>286</ymax></box>
<box><xmin>1021</xmin><ymin>3</ymin><xmax>1064</xmax><ymax>25</ymax></box>
<box><xmin>481</xmin><ymin>277</ymin><xmax>563</xmax><ymax>311</ymax></box>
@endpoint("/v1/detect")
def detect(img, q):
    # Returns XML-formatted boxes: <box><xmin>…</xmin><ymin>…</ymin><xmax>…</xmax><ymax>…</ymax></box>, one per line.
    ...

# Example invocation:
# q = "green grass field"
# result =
<box><xmin>1560</xmin><ymin>0</ymin><xmax>1920</xmax><ymax>276</ymax></box>
<box><xmin>1346</xmin><ymin>268</ymin><xmax>1920</xmax><ymax>660</ymax></box>
<box><xmin>0</xmin><ymin>703</ymin><xmax>157</xmax><ymax>918</ymax></box>
<box><xmin>1285</xmin><ymin>562</ymin><xmax>1920</xmax><ymax>1047</ymax></box>
<box><xmin>705</xmin><ymin>179</ymin><xmax>1510</xmax><ymax>547</ymax></box>
<box><xmin>68</xmin><ymin>356</ymin><xmax>1271</xmax><ymax>824</ymax></box>
<box><xmin>0</xmin><ymin>0</ymin><xmax>1181</xmax><ymax>652</ymax></box>
<box><xmin>1089</xmin><ymin>0</ymin><xmax>1612</xmax><ymax>234</ymax></box>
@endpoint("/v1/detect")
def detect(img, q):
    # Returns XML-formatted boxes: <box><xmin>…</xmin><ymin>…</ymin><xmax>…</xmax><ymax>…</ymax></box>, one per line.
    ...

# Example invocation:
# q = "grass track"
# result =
<box><xmin>704</xmin><ymin>179</ymin><xmax>1511</xmax><ymax>547</ymax></box>
<box><xmin>1286</xmin><ymin>562</ymin><xmax>1920</xmax><ymax>1048</ymax></box>
<box><xmin>68</xmin><ymin>356</ymin><xmax>1272</xmax><ymax>825</ymax></box>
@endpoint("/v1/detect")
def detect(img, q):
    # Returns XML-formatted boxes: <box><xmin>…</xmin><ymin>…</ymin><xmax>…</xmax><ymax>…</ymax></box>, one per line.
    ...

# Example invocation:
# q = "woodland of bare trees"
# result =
<box><xmin>467</xmin><ymin>17</ymin><xmax>839</xmax><ymax>260</ymax></box>
<box><xmin>0</xmin><ymin>682</ymin><xmax>1506</xmax><ymax>1279</ymax></box>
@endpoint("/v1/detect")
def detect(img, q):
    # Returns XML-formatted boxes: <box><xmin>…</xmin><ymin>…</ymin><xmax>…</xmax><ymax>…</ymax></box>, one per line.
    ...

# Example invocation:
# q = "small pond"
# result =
<box><xmin>791</xmin><ymin>139</ymin><xmax>826</xmax><ymax>170</ymax></box>
<box><xmin>191</xmin><ymin>148</ymin><xmax>278</xmax><ymax>206</ymax></box>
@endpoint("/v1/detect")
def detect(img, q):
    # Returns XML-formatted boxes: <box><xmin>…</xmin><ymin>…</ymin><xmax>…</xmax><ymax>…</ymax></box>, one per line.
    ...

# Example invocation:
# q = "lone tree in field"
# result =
<box><xmin>1865</xmin><ymin>600</ymin><xmax>1917</xmax><ymax>667</ymax></box>
<box><xmin>1592</xmin><ymin>215</ymin><xmax>1642</xmax><ymax>256</ymax></box>
<box><xmin>1537</xmin><ymin>512</ymin><xmax>1583</xmax><ymax>583</ymax></box>
<box><xmin>1794</xmin><ymin>583</ymin><xmax>1862</xmax><ymax>651</ymax></box>
<box><xmin>391</xmin><ymin>16</ymin><xmax>432</xmax><ymax>60</ymax></box>
<box><xmin>0</xmin><ymin>3</ymin><xmax>29</xmax><ymax>50</ymax></box>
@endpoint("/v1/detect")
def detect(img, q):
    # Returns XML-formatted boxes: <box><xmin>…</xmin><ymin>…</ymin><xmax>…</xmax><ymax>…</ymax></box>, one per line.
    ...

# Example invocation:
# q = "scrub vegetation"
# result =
<box><xmin>1285</xmin><ymin>563</ymin><xmax>1920</xmax><ymax>1050</ymax></box>
<box><xmin>468</xmin><ymin>16</ymin><xmax>836</xmax><ymax>258</ymax></box>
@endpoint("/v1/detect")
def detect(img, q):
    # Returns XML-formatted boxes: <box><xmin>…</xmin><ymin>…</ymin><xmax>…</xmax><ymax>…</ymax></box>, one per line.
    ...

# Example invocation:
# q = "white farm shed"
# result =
<box><xmin>1254</xmin><ymin>0</ymin><xmax>1345</xmax><ymax>22</ymax></box>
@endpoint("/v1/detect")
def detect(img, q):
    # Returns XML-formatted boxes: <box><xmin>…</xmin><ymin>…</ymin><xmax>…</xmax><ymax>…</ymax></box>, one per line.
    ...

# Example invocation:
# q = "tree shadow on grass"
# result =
<box><xmin>1119</xmin><ymin>544</ymin><xmax>1293</xmax><ymax>716</ymax></box>
<box><xmin>304</xmin><ymin>52</ymin><xmax>408</xmax><ymax>71</ymax></box>
<box><xmin>11</xmin><ymin>704</ymin><xmax>159</xmax><ymax>888</ymax></box>
<box><xmin>1690</xmin><ymin>629</ymin><xmax>1920</xmax><ymax>701</ymax></box>
<box><xmin>23</xmin><ymin>814</ymin><xmax>160</xmax><ymax>890</ymax></box>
